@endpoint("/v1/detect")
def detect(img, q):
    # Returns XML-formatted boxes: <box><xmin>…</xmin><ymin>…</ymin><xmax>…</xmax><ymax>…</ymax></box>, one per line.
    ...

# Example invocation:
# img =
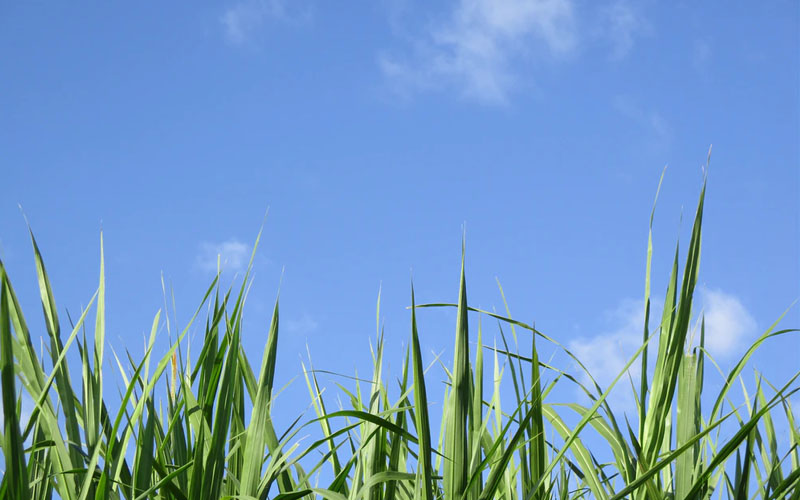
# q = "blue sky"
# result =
<box><xmin>1</xmin><ymin>1</ymin><xmax>798</xmax><ymax>435</ymax></box>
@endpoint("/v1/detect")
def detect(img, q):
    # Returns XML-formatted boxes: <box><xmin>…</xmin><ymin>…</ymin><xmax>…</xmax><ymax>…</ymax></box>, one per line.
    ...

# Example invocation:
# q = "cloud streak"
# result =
<box><xmin>381</xmin><ymin>0</ymin><xmax>655</xmax><ymax>103</ymax></box>
<box><xmin>285</xmin><ymin>313</ymin><xmax>319</xmax><ymax>335</ymax></box>
<box><xmin>602</xmin><ymin>0</ymin><xmax>649</xmax><ymax>60</ymax></box>
<box><xmin>613</xmin><ymin>95</ymin><xmax>670</xmax><ymax>147</ymax></box>
<box><xmin>196</xmin><ymin>239</ymin><xmax>251</xmax><ymax>273</ymax></box>
<box><xmin>221</xmin><ymin>0</ymin><xmax>308</xmax><ymax>45</ymax></box>
<box><xmin>381</xmin><ymin>0</ymin><xmax>577</xmax><ymax>104</ymax></box>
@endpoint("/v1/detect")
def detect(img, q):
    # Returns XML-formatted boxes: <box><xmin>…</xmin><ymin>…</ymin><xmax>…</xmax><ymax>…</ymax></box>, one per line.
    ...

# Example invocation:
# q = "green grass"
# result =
<box><xmin>1</xmin><ymin>171</ymin><xmax>799</xmax><ymax>500</ymax></box>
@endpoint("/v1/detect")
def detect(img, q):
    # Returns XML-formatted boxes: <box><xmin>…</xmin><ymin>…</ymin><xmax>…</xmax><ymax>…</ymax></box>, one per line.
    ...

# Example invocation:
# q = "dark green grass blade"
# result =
<box><xmin>767</xmin><ymin>466</ymin><xmax>800</xmax><ymax>500</ymax></box>
<box><xmin>133</xmin><ymin>397</ymin><xmax>157</xmax><ymax>497</ymax></box>
<box><xmin>200</xmin><ymin>315</ymin><xmax>242</xmax><ymax>499</ymax></box>
<box><xmin>527</xmin><ymin>326</ymin><xmax>546</xmax><ymax>500</ymax></box>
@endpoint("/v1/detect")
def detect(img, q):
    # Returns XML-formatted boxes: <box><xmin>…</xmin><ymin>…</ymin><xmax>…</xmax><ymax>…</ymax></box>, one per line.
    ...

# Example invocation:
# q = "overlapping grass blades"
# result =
<box><xmin>0</xmin><ymin>171</ymin><xmax>798</xmax><ymax>499</ymax></box>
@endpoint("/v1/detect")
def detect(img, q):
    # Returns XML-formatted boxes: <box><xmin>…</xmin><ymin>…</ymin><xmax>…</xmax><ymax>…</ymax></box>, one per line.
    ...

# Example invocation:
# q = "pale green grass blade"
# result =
<box><xmin>531</xmin><ymin>329</ymin><xmax>657</xmax><ymax>497</ymax></box>
<box><xmin>444</xmin><ymin>244</ymin><xmax>470</xmax><ymax>500</ymax></box>
<box><xmin>95</xmin><ymin>307</ymin><xmax>204</xmax><ymax>500</ymax></box>
<box><xmin>708</xmin><ymin>310</ymin><xmax>799</xmax><ymax>423</ymax></box>
<box><xmin>27</xmin><ymin>230</ymin><xmax>85</xmax><ymax>482</ymax></box>
<box><xmin>86</xmin><ymin>233</ymin><xmax>106</xmax><ymax>462</ymax></box>
<box><xmin>410</xmin><ymin>284</ymin><xmax>434</xmax><ymax>500</ymax></box>
<box><xmin>365</xmin><ymin>320</ymin><xmax>386</xmax><ymax>500</ymax></box>
<box><xmin>541</xmin><ymin>406</ymin><xmax>607</xmax><ymax>500</ymax></box>
<box><xmin>675</xmin><ymin>350</ymin><xmax>700</xmax><ymax>499</ymax></box>
<box><xmin>357</xmin><ymin>472</ymin><xmax>417</xmax><ymax>500</ymax></box>
<box><xmin>302</xmin><ymin>355</ymin><xmax>346</xmax><ymax>494</ymax></box>
<box><xmin>642</xmin><ymin>180</ymin><xmax>705</xmax><ymax>484</ymax></box>
<box><xmin>1</xmin><ymin>275</ymin><xmax>30</xmax><ymax>498</ymax></box>
<box><xmin>607</xmin><ymin>405</ymin><xmax>742</xmax><ymax>500</ymax></box>
<box><xmin>1</xmin><ymin>260</ymin><xmax>96</xmax><ymax>500</ymax></box>
<box><xmin>240</xmin><ymin>295</ymin><xmax>281</xmax><ymax>496</ymax></box>
<box><xmin>639</xmin><ymin>166</ymin><xmax>666</xmax><ymax>442</ymax></box>
<box><xmin>781</xmin><ymin>396</ymin><xmax>799</xmax><ymax>473</ymax></box>
<box><xmin>384</xmin><ymin>344</ymin><xmax>410</xmax><ymax>500</ymax></box>
<box><xmin>133</xmin><ymin>461</ymin><xmax>193</xmax><ymax>500</ymax></box>
<box><xmin>755</xmin><ymin>375</ymin><xmax>782</xmax><ymax>493</ymax></box>
<box><xmin>684</xmin><ymin>373</ymin><xmax>800</xmax><ymax>499</ymax></box>
<box><xmin>554</xmin><ymin>403</ymin><xmax>635</xmax><ymax>493</ymax></box>
<box><xmin>477</xmin><ymin>387</ymin><xmax>542</xmax><ymax>500</ymax></box>
<box><xmin>80</xmin><ymin>336</ymin><xmax>153</xmax><ymax>500</ymax></box>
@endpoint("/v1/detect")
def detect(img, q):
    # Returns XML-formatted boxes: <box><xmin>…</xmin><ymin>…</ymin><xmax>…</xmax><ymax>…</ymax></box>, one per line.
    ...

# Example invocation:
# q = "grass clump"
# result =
<box><xmin>1</xmin><ymin>170</ymin><xmax>799</xmax><ymax>500</ymax></box>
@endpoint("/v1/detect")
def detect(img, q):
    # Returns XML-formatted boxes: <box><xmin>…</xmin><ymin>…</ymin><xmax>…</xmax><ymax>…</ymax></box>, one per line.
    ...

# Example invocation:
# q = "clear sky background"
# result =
<box><xmin>1</xmin><ymin>1</ymin><xmax>798</xmax><ymax>436</ymax></box>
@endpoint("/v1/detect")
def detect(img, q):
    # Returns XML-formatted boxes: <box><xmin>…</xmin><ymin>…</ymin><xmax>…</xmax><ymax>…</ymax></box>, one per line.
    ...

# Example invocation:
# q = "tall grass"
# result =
<box><xmin>1</xmin><ymin>172</ymin><xmax>799</xmax><ymax>500</ymax></box>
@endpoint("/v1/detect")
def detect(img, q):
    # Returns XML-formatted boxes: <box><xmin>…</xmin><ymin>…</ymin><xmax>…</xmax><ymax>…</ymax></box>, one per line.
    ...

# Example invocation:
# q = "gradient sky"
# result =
<box><xmin>1</xmin><ymin>1</ymin><xmax>798</xmax><ymax>437</ymax></box>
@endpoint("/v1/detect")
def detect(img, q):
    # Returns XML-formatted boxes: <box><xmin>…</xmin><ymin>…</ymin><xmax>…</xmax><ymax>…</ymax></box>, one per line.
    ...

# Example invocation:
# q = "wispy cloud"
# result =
<box><xmin>380</xmin><ymin>0</ymin><xmax>577</xmax><ymax>104</ymax></box>
<box><xmin>613</xmin><ymin>95</ymin><xmax>670</xmax><ymax>147</ymax></box>
<box><xmin>601</xmin><ymin>0</ymin><xmax>649</xmax><ymax>60</ymax></box>
<box><xmin>691</xmin><ymin>38</ymin><xmax>712</xmax><ymax>80</ymax></box>
<box><xmin>196</xmin><ymin>239</ymin><xmax>251</xmax><ymax>273</ymax></box>
<box><xmin>285</xmin><ymin>313</ymin><xmax>319</xmax><ymax>335</ymax></box>
<box><xmin>220</xmin><ymin>0</ymin><xmax>309</xmax><ymax>45</ymax></box>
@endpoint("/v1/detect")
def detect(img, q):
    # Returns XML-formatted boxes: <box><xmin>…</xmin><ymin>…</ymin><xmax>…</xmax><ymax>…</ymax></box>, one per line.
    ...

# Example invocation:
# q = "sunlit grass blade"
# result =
<box><xmin>444</xmin><ymin>242</ymin><xmax>471</xmax><ymax>500</ymax></box>
<box><xmin>0</xmin><ymin>166</ymin><xmax>797</xmax><ymax>500</ymax></box>
<box><xmin>27</xmin><ymin>229</ymin><xmax>85</xmax><ymax>486</ymax></box>
<box><xmin>1</xmin><ymin>273</ymin><xmax>30</xmax><ymax>498</ymax></box>
<box><xmin>410</xmin><ymin>283</ymin><xmax>434</xmax><ymax>500</ymax></box>
<box><xmin>240</xmin><ymin>295</ymin><xmax>281</xmax><ymax>497</ymax></box>
<box><xmin>675</xmin><ymin>348</ymin><xmax>701</xmax><ymax>499</ymax></box>
<box><xmin>684</xmin><ymin>373</ymin><xmax>800</xmax><ymax>499</ymax></box>
<box><xmin>639</xmin><ymin>166</ymin><xmax>666</xmax><ymax>442</ymax></box>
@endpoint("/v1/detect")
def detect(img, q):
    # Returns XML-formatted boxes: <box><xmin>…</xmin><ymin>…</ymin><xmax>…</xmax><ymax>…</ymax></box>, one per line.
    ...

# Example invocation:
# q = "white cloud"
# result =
<box><xmin>381</xmin><ymin>0</ymin><xmax>577</xmax><ymax>104</ymax></box>
<box><xmin>601</xmin><ymin>0</ymin><xmax>649</xmax><ymax>60</ymax></box>
<box><xmin>285</xmin><ymin>313</ymin><xmax>319</xmax><ymax>335</ymax></box>
<box><xmin>196</xmin><ymin>239</ymin><xmax>250</xmax><ymax>273</ymax></box>
<box><xmin>220</xmin><ymin>0</ymin><xmax>308</xmax><ymax>45</ymax></box>
<box><xmin>569</xmin><ymin>298</ymin><xmax>651</xmax><ymax>410</ymax></box>
<box><xmin>568</xmin><ymin>289</ymin><xmax>757</xmax><ymax>411</ymax></box>
<box><xmin>698</xmin><ymin>288</ymin><xmax>757</xmax><ymax>358</ymax></box>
